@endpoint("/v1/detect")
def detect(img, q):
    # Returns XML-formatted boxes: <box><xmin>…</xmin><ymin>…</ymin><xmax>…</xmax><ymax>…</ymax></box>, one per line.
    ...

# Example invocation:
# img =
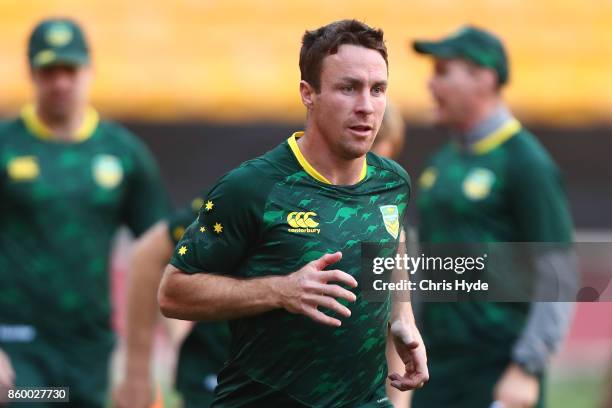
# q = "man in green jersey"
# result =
<box><xmin>158</xmin><ymin>19</ymin><xmax>428</xmax><ymax>407</ymax></box>
<box><xmin>0</xmin><ymin>18</ymin><xmax>169</xmax><ymax>406</ymax></box>
<box><xmin>410</xmin><ymin>26</ymin><xmax>575</xmax><ymax>408</ymax></box>
<box><xmin>113</xmin><ymin>106</ymin><xmax>408</xmax><ymax>408</ymax></box>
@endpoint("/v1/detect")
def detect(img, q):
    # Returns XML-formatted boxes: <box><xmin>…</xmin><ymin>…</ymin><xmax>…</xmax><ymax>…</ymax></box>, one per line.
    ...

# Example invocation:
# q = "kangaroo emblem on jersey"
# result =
<box><xmin>463</xmin><ymin>167</ymin><xmax>495</xmax><ymax>201</ymax></box>
<box><xmin>93</xmin><ymin>154</ymin><xmax>123</xmax><ymax>189</ymax></box>
<box><xmin>379</xmin><ymin>205</ymin><xmax>399</xmax><ymax>239</ymax></box>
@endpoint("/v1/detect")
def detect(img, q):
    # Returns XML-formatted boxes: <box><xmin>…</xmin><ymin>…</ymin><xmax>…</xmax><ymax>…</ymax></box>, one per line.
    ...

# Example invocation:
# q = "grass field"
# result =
<box><xmin>548</xmin><ymin>374</ymin><xmax>605</xmax><ymax>408</ymax></box>
<box><xmin>148</xmin><ymin>375</ymin><xmax>606</xmax><ymax>408</ymax></box>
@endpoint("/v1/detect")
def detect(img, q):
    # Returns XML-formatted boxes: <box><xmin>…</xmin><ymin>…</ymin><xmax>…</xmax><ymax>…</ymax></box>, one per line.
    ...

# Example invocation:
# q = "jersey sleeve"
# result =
<box><xmin>166</xmin><ymin>193</ymin><xmax>208</xmax><ymax>245</ymax></box>
<box><xmin>170</xmin><ymin>164</ymin><xmax>266</xmax><ymax>274</ymax></box>
<box><xmin>385</xmin><ymin>156</ymin><xmax>412</xmax><ymax>231</ymax></box>
<box><xmin>121</xmin><ymin>130</ymin><xmax>171</xmax><ymax>236</ymax></box>
<box><xmin>509</xmin><ymin>152</ymin><xmax>573</xmax><ymax>243</ymax></box>
<box><xmin>402</xmin><ymin>173</ymin><xmax>412</xmax><ymax>230</ymax></box>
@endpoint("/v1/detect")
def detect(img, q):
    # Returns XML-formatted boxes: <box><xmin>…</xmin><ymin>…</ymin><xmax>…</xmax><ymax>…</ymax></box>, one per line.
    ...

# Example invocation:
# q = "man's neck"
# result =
<box><xmin>36</xmin><ymin>105</ymin><xmax>85</xmax><ymax>142</ymax></box>
<box><xmin>453</xmin><ymin>98</ymin><xmax>506</xmax><ymax>146</ymax></box>
<box><xmin>297</xmin><ymin>127</ymin><xmax>366</xmax><ymax>186</ymax></box>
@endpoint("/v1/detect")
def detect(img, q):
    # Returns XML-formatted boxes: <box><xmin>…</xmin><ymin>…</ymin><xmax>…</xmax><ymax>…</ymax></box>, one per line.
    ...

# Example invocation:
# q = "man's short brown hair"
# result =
<box><xmin>299</xmin><ymin>19</ymin><xmax>387</xmax><ymax>93</ymax></box>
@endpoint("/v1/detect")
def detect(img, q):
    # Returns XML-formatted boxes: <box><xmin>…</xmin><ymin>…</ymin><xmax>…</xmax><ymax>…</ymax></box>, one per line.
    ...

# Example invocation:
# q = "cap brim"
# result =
<box><xmin>412</xmin><ymin>40</ymin><xmax>459</xmax><ymax>59</ymax></box>
<box><xmin>32</xmin><ymin>51</ymin><xmax>89</xmax><ymax>68</ymax></box>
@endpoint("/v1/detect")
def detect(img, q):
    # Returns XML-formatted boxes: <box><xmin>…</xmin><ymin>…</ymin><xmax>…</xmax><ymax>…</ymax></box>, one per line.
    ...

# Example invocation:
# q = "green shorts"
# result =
<box><xmin>211</xmin><ymin>367</ymin><xmax>391</xmax><ymax>408</ymax></box>
<box><xmin>176</xmin><ymin>369</ymin><xmax>217</xmax><ymax>408</ymax></box>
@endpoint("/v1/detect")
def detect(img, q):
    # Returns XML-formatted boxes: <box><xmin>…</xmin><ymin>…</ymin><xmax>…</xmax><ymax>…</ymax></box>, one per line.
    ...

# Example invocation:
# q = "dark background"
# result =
<box><xmin>129</xmin><ymin>122</ymin><xmax>612</xmax><ymax>229</ymax></box>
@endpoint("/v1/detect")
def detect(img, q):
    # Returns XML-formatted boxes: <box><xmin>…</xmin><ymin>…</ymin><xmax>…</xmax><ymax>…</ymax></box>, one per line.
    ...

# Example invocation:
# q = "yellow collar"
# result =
<box><xmin>21</xmin><ymin>104</ymin><xmax>99</xmax><ymax>142</ymax></box>
<box><xmin>287</xmin><ymin>131</ymin><xmax>367</xmax><ymax>185</ymax></box>
<box><xmin>471</xmin><ymin>118</ymin><xmax>521</xmax><ymax>155</ymax></box>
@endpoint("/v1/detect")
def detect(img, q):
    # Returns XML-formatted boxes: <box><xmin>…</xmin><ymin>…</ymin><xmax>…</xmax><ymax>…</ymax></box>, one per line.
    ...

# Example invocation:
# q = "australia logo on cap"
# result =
<box><xmin>46</xmin><ymin>23</ymin><xmax>73</xmax><ymax>47</ymax></box>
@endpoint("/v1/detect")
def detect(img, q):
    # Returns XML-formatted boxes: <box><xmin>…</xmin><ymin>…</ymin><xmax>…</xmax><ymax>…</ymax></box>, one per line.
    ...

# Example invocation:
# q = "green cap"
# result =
<box><xmin>28</xmin><ymin>18</ymin><xmax>90</xmax><ymax>68</ymax></box>
<box><xmin>413</xmin><ymin>25</ymin><xmax>509</xmax><ymax>85</ymax></box>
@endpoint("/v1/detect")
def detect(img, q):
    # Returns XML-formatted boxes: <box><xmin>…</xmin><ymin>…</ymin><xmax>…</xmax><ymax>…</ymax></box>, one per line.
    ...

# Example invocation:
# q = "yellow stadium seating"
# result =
<box><xmin>0</xmin><ymin>0</ymin><xmax>610</xmax><ymax>124</ymax></box>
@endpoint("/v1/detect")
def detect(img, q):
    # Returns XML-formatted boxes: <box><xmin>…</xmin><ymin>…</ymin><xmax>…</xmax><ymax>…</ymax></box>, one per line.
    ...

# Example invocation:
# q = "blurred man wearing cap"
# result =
<box><xmin>0</xmin><ymin>18</ymin><xmax>169</xmax><ymax>406</ymax></box>
<box><xmin>411</xmin><ymin>26</ymin><xmax>575</xmax><ymax>408</ymax></box>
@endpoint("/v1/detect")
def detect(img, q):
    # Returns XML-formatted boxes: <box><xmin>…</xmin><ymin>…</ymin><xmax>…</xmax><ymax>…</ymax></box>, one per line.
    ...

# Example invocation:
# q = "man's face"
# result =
<box><xmin>31</xmin><ymin>64</ymin><xmax>92</xmax><ymax>120</ymax></box>
<box><xmin>308</xmin><ymin>44</ymin><xmax>388</xmax><ymax>159</ymax></box>
<box><xmin>427</xmin><ymin>58</ymin><xmax>485</xmax><ymax>128</ymax></box>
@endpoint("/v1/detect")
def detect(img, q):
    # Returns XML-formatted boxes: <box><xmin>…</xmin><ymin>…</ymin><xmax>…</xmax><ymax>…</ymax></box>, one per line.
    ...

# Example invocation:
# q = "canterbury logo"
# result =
<box><xmin>287</xmin><ymin>211</ymin><xmax>320</xmax><ymax>234</ymax></box>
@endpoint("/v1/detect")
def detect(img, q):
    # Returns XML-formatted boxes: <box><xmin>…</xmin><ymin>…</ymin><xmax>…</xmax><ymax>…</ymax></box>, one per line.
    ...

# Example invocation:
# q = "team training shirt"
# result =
<box><xmin>0</xmin><ymin>105</ymin><xmax>170</xmax><ymax>341</ymax></box>
<box><xmin>171</xmin><ymin>132</ymin><xmax>411</xmax><ymax>407</ymax></box>
<box><xmin>416</xmin><ymin>118</ymin><xmax>573</xmax><ymax>353</ymax></box>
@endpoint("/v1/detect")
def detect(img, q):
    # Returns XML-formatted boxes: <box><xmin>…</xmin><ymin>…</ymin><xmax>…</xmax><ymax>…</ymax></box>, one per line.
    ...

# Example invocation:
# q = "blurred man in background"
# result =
<box><xmin>371</xmin><ymin>104</ymin><xmax>406</xmax><ymax>160</ymax></box>
<box><xmin>113</xmin><ymin>191</ymin><xmax>229</xmax><ymax>408</ymax></box>
<box><xmin>114</xmin><ymin>103</ymin><xmax>408</xmax><ymax>408</ymax></box>
<box><xmin>411</xmin><ymin>26</ymin><xmax>576</xmax><ymax>408</ymax></box>
<box><xmin>0</xmin><ymin>18</ymin><xmax>169</xmax><ymax>406</ymax></box>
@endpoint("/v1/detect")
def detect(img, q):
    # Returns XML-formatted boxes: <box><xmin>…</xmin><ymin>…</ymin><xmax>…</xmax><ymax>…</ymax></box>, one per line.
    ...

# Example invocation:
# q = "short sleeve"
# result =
<box><xmin>170</xmin><ymin>165</ymin><xmax>266</xmax><ymax>274</ymax></box>
<box><xmin>402</xmin><ymin>174</ymin><xmax>412</xmax><ymax>229</ymax></box>
<box><xmin>509</xmin><ymin>154</ymin><xmax>573</xmax><ymax>243</ymax></box>
<box><xmin>121</xmin><ymin>131</ymin><xmax>171</xmax><ymax>236</ymax></box>
<box><xmin>166</xmin><ymin>192</ymin><xmax>209</xmax><ymax>245</ymax></box>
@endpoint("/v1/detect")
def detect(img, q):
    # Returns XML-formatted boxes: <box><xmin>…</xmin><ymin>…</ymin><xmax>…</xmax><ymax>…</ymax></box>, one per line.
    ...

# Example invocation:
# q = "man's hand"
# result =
<box><xmin>388</xmin><ymin>320</ymin><xmax>429</xmax><ymax>391</ymax></box>
<box><xmin>0</xmin><ymin>348</ymin><xmax>14</xmax><ymax>389</ymax></box>
<box><xmin>279</xmin><ymin>252</ymin><xmax>357</xmax><ymax>327</ymax></box>
<box><xmin>493</xmin><ymin>363</ymin><xmax>539</xmax><ymax>408</ymax></box>
<box><xmin>0</xmin><ymin>348</ymin><xmax>15</xmax><ymax>406</ymax></box>
<box><xmin>112</xmin><ymin>378</ymin><xmax>153</xmax><ymax>408</ymax></box>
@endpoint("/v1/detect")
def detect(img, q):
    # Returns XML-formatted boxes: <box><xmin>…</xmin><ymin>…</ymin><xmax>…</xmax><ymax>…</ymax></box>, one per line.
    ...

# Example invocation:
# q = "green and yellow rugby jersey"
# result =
<box><xmin>0</xmin><ymin>105</ymin><xmax>170</xmax><ymax>340</ymax></box>
<box><xmin>171</xmin><ymin>132</ymin><xmax>411</xmax><ymax>407</ymax></box>
<box><xmin>416</xmin><ymin>118</ymin><xmax>573</xmax><ymax>351</ymax></box>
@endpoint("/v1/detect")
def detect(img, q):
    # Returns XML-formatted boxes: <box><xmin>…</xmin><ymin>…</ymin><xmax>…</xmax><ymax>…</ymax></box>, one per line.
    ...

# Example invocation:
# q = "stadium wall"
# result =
<box><xmin>127</xmin><ymin>122</ymin><xmax>612</xmax><ymax>229</ymax></box>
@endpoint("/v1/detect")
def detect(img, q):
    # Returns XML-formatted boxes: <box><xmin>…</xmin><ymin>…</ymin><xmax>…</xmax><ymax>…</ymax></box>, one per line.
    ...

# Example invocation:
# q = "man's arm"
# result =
<box><xmin>495</xmin><ymin>250</ymin><xmax>577</xmax><ymax>408</ymax></box>
<box><xmin>495</xmin><ymin>142</ymin><xmax>576</xmax><ymax>408</ymax></box>
<box><xmin>387</xmin><ymin>287</ymin><xmax>429</xmax><ymax>395</ymax></box>
<box><xmin>159</xmin><ymin>252</ymin><xmax>358</xmax><ymax>327</ymax></box>
<box><xmin>510</xmin><ymin>250</ymin><xmax>578</xmax><ymax>373</ymax></box>
<box><xmin>386</xmin><ymin>230</ymin><xmax>429</xmax><ymax>397</ymax></box>
<box><xmin>159</xmin><ymin>166</ymin><xmax>356</xmax><ymax>325</ymax></box>
<box><xmin>0</xmin><ymin>347</ymin><xmax>15</xmax><ymax>392</ymax></box>
<box><xmin>386</xmin><ymin>326</ymin><xmax>410</xmax><ymax>407</ymax></box>
<box><xmin>113</xmin><ymin>222</ymin><xmax>175</xmax><ymax>408</ymax></box>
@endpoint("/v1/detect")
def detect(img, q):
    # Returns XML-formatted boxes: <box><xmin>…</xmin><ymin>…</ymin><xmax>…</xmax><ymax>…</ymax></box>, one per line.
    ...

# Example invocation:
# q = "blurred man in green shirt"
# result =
<box><xmin>411</xmin><ymin>26</ymin><xmax>575</xmax><ymax>408</ymax></box>
<box><xmin>0</xmin><ymin>18</ymin><xmax>170</xmax><ymax>407</ymax></box>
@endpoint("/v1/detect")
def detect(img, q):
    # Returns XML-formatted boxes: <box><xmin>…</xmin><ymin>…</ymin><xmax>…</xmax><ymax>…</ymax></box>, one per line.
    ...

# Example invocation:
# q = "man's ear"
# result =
<box><xmin>475</xmin><ymin>68</ymin><xmax>498</xmax><ymax>95</ymax></box>
<box><xmin>300</xmin><ymin>80</ymin><xmax>316</xmax><ymax>110</ymax></box>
